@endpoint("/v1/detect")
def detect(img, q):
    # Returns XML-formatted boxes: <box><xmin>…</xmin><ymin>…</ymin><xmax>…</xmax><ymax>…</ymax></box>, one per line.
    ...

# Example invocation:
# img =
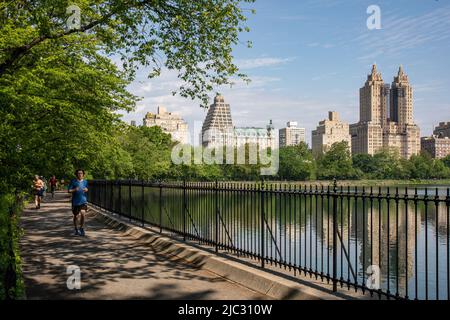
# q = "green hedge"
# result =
<box><xmin>0</xmin><ymin>193</ymin><xmax>25</xmax><ymax>300</ymax></box>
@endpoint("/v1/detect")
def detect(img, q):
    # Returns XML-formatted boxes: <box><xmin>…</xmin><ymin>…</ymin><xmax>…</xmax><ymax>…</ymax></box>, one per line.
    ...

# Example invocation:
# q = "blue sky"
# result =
<box><xmin>121</xmin><ymin>0</ymin><xmax>450</xmax><ymax>146</ymax></box>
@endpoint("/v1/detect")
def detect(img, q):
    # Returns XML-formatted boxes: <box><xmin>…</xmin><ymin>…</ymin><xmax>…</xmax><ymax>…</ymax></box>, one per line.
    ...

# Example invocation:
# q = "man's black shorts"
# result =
<box><xmin>72</xmin><ymin>204</ymin><xmax>88</xmax><ymax>216</ymax></box>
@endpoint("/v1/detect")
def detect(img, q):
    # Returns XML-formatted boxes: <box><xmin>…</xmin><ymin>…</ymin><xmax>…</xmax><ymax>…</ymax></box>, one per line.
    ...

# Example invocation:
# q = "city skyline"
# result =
<box><xmin>119</xmin><ymin>0</ymin><xmax>450</xmax><ymax>146</ymax></box>
<box><xmin>127</xmin><ymin>65</ymin><xmax>445</xmax><ymax>154</ymax></box>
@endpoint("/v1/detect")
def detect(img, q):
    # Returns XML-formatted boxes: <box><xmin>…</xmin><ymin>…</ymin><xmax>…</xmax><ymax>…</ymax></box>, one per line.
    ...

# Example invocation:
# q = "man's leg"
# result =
<box><xmin>79</xmin><ymin>212</ymin><xmax>85</xmax><ymax>229</ymax></box>
<box><xmin>34</xmin><ymin>194</ymin><xmax>38</xmax><ymax>208</ymax></box>
<box><xmin>72</xmin><ymin>206</ymin><xmax>80</xmax><ymax>235</ymax></box>
<box><xmin>78</xmin><ymin>205</ymin><xmax>87</xmax><ymax>236</ymax></box>
<box><xmin>73</xmin><ymin>214</ymin><xmax>78</xmax><ymax>229</ymax></box>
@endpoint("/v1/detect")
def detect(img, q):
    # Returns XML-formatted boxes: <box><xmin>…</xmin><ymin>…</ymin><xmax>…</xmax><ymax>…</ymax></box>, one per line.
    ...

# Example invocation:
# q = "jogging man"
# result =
<box><xmin>68</xmin><ymin>169</ymin><xmax>88</xmax><ymax>236</ymax></box>
<box><xmin>33</xmin><ymin>175</ymin><xmax>44</xmax><ymax>209</ymax></box>
<box><xmin>49</xmin><ymin>175</ymin><xmax>57</xmax><ymax>198</ymax></box>
<box><xmin>40</xmin><ymin>176</ymin><xmax>47</xmax><ymax>198</ymax></box>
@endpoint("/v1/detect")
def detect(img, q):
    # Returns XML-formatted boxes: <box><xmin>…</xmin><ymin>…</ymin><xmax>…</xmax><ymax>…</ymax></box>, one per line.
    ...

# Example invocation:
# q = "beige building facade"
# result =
<box><xmin>421</xmin><ymin>136</ymin><xmax>450</xmax><ymax>159</ymax></box>
<box><xmin>421</xmin><ymin>122</ymin><xmax>450</xmax><ymax>159</ymax></box>
<box><xmin>312</xmin><ymin>111</ymin><xmax>351</xmax><ymax>155</ymax></box>
<box><xmin>143</xmin><ymin>106</ymin><xmax>189</xmax><ymax>144</ymax></box>
<box><xmin>350</xmin><ymin>65</ymin><xmax>420</xmax><ymax>158</ymax></box>
<box><xmin>279</xmin><ymin>122</ymin><xmax>306</xmax><ymax>147</ymax></box>
<box><xmin>434</xmin><ymin>122</ymin><xmax>450</xmax><ymax>138</ymax></box>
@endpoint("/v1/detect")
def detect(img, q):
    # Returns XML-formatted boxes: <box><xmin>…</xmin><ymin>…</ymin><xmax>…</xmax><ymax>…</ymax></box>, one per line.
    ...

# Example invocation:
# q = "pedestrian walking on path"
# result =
<box><xmin>32</xmin><ymin>175</ymin><xmax>44</xmax><ymax>209</ymax></box>
<box><xmin>49</xmin><ymin>175</ymin><xmax>57</xmax><ymax>198</ymax></box>
<box><xmin>68</xmin><ymin>169</ymin><xmax>88</xmax><ymax>236</ymax></box>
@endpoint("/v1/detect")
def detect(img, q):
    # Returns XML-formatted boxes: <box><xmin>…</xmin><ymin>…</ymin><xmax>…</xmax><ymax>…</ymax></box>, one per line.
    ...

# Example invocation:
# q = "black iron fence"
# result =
<box><xmin>88</xmin><ymin>180</ymin><xmax>450</xmax><ymax>300</ymax></box>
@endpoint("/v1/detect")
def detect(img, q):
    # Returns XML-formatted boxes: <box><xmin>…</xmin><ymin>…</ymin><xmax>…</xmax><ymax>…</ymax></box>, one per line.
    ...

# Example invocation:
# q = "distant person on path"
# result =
<box><xmin>40</xmin><ymin>176</ymin><xmax>48</xmax><ymax>198</ymax></box>
<box><xmin>68</xmin><ymin>169</ymin><xmax>89</xmax><ymax>236</ymax></box>
<box><xmin>33</xmin><ymin>175</ymin><xmax>44</xmax><ymax>209</ymax></box>
<box><xmin>49</xmin><ymin>175</ymin><xmax>57</xmax><ymax>198</ymax></box>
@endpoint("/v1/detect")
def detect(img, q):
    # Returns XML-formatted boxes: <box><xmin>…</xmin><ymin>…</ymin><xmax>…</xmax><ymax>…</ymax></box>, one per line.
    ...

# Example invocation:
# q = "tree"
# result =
<box><xmin>0</xmin><ymin>0</ymin><xmax>254</xmax><ymax>191</ymax></box>
<box><xmin>442</xmin><ymin>155</ymin><xmax>450</xmax><ymax>169</ymax></box>
<box><xmin>352</xmin><ymin>154</ymin><xmax>376</xmax><ymax>177</ymax></box>
<box><xmin>278</xmin><ymin>143</ymin><xmax>316</xmax><ymax>181</ymax></box>
<box><xmin>431</xmin><ymin>159</ymin><xmax>449</xmax><ymax>179</ymax></box>
<box><xmin>0</xmin><ymin>37</ymin><xmax>135</xmax><ymax>190</ymax></box>
<box><xmin>119</xmin><ymin>126</ymin><xmax>173</xmax><ymax>180</ymax></box>
<box><xmin>0</xmin><ymin>0</ymin><xmax>254</xmax><ymax>107</ymax></box>
<box><xmin>317</xmin><ymin>141</ymin><xmax>356</xmax><ymax>180</ymax></box>
<box><xmin>368</xmin><ymin>149</ymin><xmax>407</xmax><ymax>179</ymax></box>
<box><xmin>406</xmin><ymin>153</ymin><xmax>434</xmax><ymax>179</ymax></box>
<box><xmin>406</xmin><ymin>153</ymin><xmax>449</xmax><ymax>180</ymax></box>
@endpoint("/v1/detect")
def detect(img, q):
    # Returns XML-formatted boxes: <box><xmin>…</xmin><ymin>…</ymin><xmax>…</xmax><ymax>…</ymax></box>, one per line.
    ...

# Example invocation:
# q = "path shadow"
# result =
<box><xmin>20</xmin><ymin>193</ymin><xmax>257</xmax><ymax>300</ymax></box>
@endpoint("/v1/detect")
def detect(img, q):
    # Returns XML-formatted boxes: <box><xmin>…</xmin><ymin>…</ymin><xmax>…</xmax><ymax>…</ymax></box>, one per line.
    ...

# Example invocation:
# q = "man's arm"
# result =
<box><xmin>68</xmin><ymin>181</ymin><xmax>78</xmax><ymax>193</ymax></box>
<box><xmin>82</xmin><ymin>181</ymin><xmax>88</xmax><ymax>193</ymax></box>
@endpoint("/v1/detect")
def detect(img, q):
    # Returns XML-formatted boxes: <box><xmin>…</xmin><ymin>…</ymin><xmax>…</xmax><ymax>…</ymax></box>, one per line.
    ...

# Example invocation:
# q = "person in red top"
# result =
<box><xmin>49</xmin><ymin>175</ymin><xmax>57</xmax><ymax>198</ymax></box>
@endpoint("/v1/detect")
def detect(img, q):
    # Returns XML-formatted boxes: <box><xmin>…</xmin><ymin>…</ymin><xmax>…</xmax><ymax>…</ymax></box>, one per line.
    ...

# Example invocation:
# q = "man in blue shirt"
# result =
<box><xmin>68</xmin><ymin>169</ymin><xmax>89</xmax><ymax>236</ymax></box>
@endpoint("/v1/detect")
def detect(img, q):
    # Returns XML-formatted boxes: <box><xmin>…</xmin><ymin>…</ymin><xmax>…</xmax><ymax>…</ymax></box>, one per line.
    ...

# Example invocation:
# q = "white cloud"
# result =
<box><xmin>414</xmin><ymin>81</ymin><xmax>445</xmax><ymax>94</ymax></box>
<box><xmin>236</xmin><ymin>57</ymin><xmax>295</xmax><ymax>69</ymax></box>
<box><xmin>306</xmin><ymin>42</ymin><xmax>334</xmax><ymax>49</ymax></box>
<box><xmin>355</xmin><ymin>5</ymin><xmax>450</xmax><ymax>61</ymax></box>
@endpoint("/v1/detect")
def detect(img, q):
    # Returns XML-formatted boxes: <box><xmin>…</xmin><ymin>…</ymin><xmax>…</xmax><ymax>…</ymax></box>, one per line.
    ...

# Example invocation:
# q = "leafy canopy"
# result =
<box><xmin>0</xmin><ymin>0</ymin><xmax>255</xmax><ymax>106</ymax></box>
<box><xmin>0</xmin><ymin>0</ymin><xmax>255</xmax><ymax>190</ymax></box>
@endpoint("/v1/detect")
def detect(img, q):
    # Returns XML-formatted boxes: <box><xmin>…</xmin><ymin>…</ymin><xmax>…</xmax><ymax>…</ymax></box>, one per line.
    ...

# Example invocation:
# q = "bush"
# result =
<box><xmin>0</xmin><ymin>193</ymin><xmax>25</xmax><ymax>300</ymax></box>
<box><xmin>317</xmin><ymin>141</ymin><xmax>358</xmax><ymax>180</ymax></box>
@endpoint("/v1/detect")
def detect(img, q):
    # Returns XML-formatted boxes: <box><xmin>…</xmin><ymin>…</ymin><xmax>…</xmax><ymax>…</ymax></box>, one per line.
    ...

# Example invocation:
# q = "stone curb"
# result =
<box><xmin>89</xmin><ymin>207</ymin><xmax>346</xmax><ymax>300</ymax></box>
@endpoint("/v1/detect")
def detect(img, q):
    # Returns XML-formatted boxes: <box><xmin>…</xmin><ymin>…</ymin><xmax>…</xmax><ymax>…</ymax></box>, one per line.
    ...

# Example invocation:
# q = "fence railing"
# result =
<box><xmin>88</xmin><ymin>180</ymin><xmax>450</xmax><ymax>300</ymax></box>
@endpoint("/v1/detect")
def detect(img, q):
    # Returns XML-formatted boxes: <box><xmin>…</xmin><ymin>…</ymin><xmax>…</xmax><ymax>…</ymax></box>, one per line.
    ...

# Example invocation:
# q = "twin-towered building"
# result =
<box><xmin>312</xmin><ymin>65</ymin><xmax>422</xmax><ymax>159</ymax></box>
<box><xmin>350</xmin><ymin>65</ymin><xmax>420</xmax><ymax>158</ymax></box>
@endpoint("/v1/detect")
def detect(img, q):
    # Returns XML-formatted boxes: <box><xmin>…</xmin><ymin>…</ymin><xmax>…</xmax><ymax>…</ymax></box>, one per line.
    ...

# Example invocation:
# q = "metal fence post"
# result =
<box><xmin>332</xmin><ymin>179</ymin><xmax>338</xmax><ymax>292</ymax></box>
<box><xmin>110</xmin><ymin>180</ymin><xmax>114</xmax><ymax>213</ymax></box>
<box><xmin>159</xmin><ymin>181</ymin><xmax>163</xmax><ymax>233</ymax></box>
<box><xmin>141</xmin><ymin>180</ymin><xmax>145</xmax><ymax>227</ymax></box>
<box><xmin>104</xmin><ymin>180</ymin><xmax>107</xmax><ymax>210</ymax></box>
<box><xmin>118</xmin><ymin>180</ymin><xmax>122</xmax><ymax>216</ymax></box>
<box><xmin>215</xmin><ymin>180</ymin><xmax>219</xmax><ymax>253</ymax></box>
<box><xmin>183</xmin><ymin>179</ymin><xmax>186</xmax><ymax>241</ymax></box>
<box><xmin>261</xmin><ymin>180</ymin><xmax>265</xmax><ymax>269</ymax></box>
<box><xmin>129</xmin><ymin>179</ymin><xmax>132</xmax><ymax>221</ymax></box>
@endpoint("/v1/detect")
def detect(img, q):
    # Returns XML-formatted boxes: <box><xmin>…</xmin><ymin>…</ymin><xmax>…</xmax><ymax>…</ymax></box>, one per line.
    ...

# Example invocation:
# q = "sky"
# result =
<box><xmin>119</xmin><ymin>0</ymin><xmax>450</xmax><ymax>146</ymax></box>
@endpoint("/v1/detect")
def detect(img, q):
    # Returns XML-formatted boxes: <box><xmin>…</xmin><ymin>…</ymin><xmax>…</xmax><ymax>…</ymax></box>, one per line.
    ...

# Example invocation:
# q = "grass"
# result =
<box><xmin>273</xmin><ymin>179</ymin><xmax>450</xmax><ymax>187</ymax></box>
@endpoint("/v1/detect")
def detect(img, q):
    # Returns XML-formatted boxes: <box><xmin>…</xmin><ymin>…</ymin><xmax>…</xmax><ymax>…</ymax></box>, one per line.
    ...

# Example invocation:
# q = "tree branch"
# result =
<box><xmin>0</xmin><ymin>7</ymin><xmax>118</xmax><ymax>76</ymax></box>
